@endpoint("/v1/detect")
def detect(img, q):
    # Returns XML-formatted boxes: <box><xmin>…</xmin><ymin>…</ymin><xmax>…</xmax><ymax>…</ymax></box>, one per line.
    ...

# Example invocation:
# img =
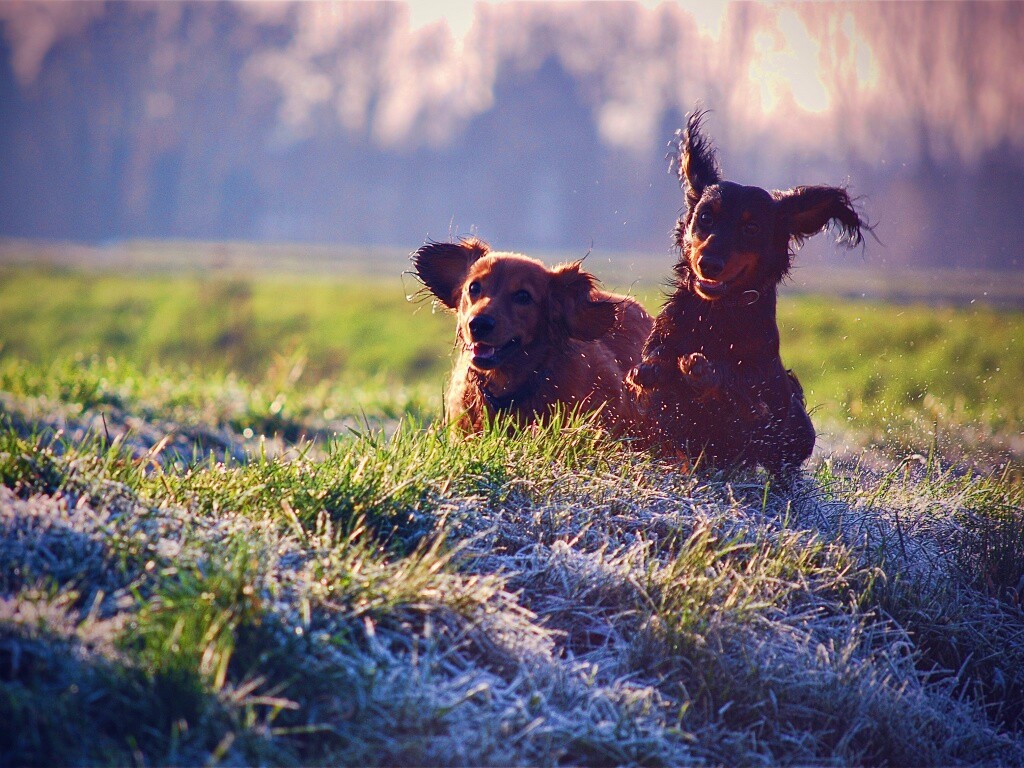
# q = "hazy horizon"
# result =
<box><xmin>2</xmin><ymin>1</ymin><xmax>1022</xmax><ymax>269</ymax></box>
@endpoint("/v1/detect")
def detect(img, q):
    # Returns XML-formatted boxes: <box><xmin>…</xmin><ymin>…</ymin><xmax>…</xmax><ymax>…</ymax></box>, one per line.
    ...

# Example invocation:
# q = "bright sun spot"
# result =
<box><xmin>407</xmin><ymin>0</ymin><xmax>475</xmax><ymax>44</ymax></box>
<box><xmin>750</xmin><ymin>8</ymin><xmax>829</xmax><ymax>114</ymax></box>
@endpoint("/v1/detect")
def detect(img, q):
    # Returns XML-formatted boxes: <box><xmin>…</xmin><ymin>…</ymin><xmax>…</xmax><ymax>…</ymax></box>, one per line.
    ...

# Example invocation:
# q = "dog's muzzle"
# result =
<box><xmin>468</xmin><ymin>314</ymin><xmax>496</xmax><ymax>341</ymax></box>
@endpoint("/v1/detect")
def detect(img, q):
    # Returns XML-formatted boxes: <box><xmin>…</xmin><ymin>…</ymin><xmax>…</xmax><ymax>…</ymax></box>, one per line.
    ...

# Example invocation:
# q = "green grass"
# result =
<box><xmin>0</xmin><ymin>266</ymin><xmax>452</xmax><ymax>383</ymax></box>
<box><xmin>2</xmin><ymin>259</ymin><xmax>1024</xmax><ymax>765</ymax></box>
<box><xmin>776</xmin><ymin>296</ymin><xmax>1023</xmax><ymax>462</ymax></box>
<box><xmin>3</xmin><ymin>266</ymin><xmax>1022</xmax><ymax>464</ymax></box>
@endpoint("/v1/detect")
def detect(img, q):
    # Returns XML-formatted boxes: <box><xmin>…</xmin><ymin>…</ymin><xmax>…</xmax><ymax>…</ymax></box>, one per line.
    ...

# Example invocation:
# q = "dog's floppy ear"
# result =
<box><xmin>773</xmin><ymin>186</ymin><xmax>865</xmax><ymax>249</ymax></box>
<box><xmin>676</xmin><ymin>109</ymin><xmax>721</xmax><ymax>212</ymax></box>
<box><xmin>551</xmin><ymin>262</ymin><xmax>617</xmax><ymax>342</ymax></box>
<box><xmin>411</xmin><ymin>237</ymin><xmax>490</xmax><ymax>309</ymax></box>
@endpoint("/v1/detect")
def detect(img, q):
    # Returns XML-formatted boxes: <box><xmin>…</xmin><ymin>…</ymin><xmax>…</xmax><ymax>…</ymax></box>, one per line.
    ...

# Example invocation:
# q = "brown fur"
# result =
<box><xmin>413</xmin><ymin>237</ymin><xmax>653</xmax><ymax>434</ymax></box>
<box><xmin>628</xmin><ymin>110</ymin><xmax>867</xmax><ymax>478</ymax></box>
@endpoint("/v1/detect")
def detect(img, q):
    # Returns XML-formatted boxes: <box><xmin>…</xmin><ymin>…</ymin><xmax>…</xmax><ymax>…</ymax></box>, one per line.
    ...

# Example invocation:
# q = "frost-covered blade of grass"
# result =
<box><xmin>802</xmin><ymin>457</ymin><xmax>1024</xmax><ymax>733</ymax></box>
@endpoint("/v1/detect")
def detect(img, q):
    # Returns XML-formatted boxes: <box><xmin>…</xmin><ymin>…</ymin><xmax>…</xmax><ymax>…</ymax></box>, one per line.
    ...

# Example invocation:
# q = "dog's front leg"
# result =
<box><xmin>626</xmin><ymin>348</ymin><xmax>673</xmax><ymax>393</ymax></box>
<box><xmin>678</xmin><ymin>352</ymin><xmax>724</xmax><ymax>401</ymax></box>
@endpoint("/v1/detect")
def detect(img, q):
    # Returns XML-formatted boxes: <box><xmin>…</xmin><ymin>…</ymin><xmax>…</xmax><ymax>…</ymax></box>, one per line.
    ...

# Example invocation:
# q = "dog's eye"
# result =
<box><xmin>697</xmin><ymin>211</ymin><xmax>714</xmax><ymax>227</ymax></box>
<box><xmin>511</xmin><ymin>289</ymin><xmax>532</xmax><ymax>306</ymax></box>
<box><xmin>743</xmin><ymin>222</ymin><xmax>760</xmax><ymax>235</ymax></box>
<box><xmin>467</xmin><ymin>281</ymin><xmax>481</xmax><ymax>298</ymax></box>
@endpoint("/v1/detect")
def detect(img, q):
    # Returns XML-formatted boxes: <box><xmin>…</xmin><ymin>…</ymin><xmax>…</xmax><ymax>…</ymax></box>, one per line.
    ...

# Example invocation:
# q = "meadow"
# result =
<box><xmin>1</xmin><ymin>250</ymin><xmax>1023</xmax><ymax>766</ymax></box>
<box><xmin>2</xmin><ymin>263</ymin><xmax>1020</xmax><ymax>467</ymax></box>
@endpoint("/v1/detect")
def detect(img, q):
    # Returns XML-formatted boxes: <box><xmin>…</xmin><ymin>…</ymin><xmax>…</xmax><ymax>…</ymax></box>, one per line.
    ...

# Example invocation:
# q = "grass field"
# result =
<box><xmin>2</xmin><ymin>264</ymin><xmax>1021</xmax><ymax>467</ymax></box>
<box><xmin>2</xmin><ymin>249</ymin><xmax>1023</xmax><ymax>766</ymax></box>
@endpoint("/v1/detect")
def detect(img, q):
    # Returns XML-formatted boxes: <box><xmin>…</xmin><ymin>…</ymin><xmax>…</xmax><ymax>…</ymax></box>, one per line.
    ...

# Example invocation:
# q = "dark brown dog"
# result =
<box><xmin>627</xmin><ymin>110</ymin><xmax>867</xmax><ymax>478</ymax></box>
<box><xmin>413</xmin><ymin>237</ymin><xmax>653</xmax><ymax>433</ymax></box>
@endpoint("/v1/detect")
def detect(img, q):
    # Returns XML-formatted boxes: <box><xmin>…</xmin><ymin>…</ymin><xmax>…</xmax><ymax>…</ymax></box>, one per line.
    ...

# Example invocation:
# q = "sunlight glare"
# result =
<box><xmin>843</xmin><ymin>12</ymin><xmax>880</xmax><ymax>91</ymax></box>
<box><xmin>750</xmin><ymin>9</ymin><xmax>829</xmax><ymax>115</ymax></box>
<box><xmin>407</xmin><ymin>0</ymin><xmax>475</xmax><ymax>46</ymax></box>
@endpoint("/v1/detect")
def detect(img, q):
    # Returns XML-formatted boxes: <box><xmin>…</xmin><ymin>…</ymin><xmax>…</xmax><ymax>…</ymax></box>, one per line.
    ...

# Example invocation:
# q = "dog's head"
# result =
<box><xmin>673</xmin><ymin>110</ymin><xmax>866</xmax><ymax>302</ymax></box>
<box><xmin>412</xmin><ymin>237</ymin><xmax>617</xmax><ymax>372</ymax></box>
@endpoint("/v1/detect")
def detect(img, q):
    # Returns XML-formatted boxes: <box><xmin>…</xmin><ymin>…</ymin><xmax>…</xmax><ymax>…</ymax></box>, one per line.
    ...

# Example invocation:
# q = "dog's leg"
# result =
<box><xmin>626</xmin><ymin>353</ymin><xmax>672</xmax><ymax>392</ymax></box>
<box><xmin>781</xmin><ymin>377</ymin><xmax>815</xmax><ymax>464</ymax></box>
<box><xmin>678</xmin><ymin>352</ymin><xmax>724</xmax><ymax>401</ymax></box>
<box><xmin>760</xmin><ymin>371</ymin><xmax>816</xmax><ymax>482</ymax></box>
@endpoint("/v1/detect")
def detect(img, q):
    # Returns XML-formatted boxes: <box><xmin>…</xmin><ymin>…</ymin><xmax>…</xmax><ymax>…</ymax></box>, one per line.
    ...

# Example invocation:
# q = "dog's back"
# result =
<box><xmin>601</xmin><ymin>293</ymin><xmax>654</xmax><ymax>375</ymax></box>
<box><xmin>548</xmin><ymin>288</ymin><xmax>653</xmax><ymax>433</ymax></box>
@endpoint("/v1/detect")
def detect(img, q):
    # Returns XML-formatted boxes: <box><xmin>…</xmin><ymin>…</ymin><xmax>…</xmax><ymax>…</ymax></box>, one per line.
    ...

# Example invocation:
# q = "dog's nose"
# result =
<box><xmin>698</xmin><ymin>256</ymin><xmax>725</xmax><ymax>279</ymax></box>
<box><xmin>468</xmin><ymin>314</ymin><xmax>496</xmax><ymax>340</ymax></box>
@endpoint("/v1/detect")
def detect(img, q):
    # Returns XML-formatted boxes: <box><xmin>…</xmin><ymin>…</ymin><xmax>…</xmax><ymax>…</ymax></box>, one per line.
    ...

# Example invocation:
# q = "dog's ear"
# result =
<box><xmin>551</xmin><ymin>262</ymin><xmax>617</xmax><ymax>342</ymax></box>
<box><xmin>411</xmin><ymin>237</ymin><xmax>490</xmax><ymax>309</ymax></box>
<box><xmin>676</xmin><ymin>109</ymin><xmax>721</xmax><ymax>212</ymax></box>
<box><xmin>773</xmin><ymin>186</ymin><xmax>865</xmax><ymax>248</ymax></box>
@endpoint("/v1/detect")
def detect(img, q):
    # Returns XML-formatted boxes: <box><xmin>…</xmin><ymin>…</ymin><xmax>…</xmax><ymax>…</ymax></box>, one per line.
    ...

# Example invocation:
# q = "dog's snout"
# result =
<box><xmin>698</xmin><ymin>256</ymin><xmax>725</xmax><ymax>279</ymax></box>
<box><xmin>468</xmin><ymin>314</ymin><xmax>496</xmax><ymax>340</ymax></box>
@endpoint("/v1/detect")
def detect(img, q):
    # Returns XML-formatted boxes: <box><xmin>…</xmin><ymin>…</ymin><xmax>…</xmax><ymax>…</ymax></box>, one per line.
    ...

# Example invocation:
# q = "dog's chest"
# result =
<box><xmin>668</xmin><ymin>302</ymin><xmax>771</xmax><ymax>362</ymax></box>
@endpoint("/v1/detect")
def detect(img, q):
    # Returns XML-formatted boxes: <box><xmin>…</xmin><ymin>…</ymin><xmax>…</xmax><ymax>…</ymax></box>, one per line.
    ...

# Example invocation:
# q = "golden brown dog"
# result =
<box><xmin>413</xmin><ymin>237</ymin><xmax>653</xmax><ymax>433</ymax></box>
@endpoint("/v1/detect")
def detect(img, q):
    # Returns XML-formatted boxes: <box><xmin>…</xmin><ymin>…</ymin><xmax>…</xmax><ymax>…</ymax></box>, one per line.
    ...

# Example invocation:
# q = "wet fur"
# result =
<box><xmin>628</xmin><ymin>110</ymin><xmax>867</xmax><ymax>478</ymax></box>
<box><xmin>413</xmin><ymin>237</ymin><xmax>653</xmax><ymax>434</ymax></box>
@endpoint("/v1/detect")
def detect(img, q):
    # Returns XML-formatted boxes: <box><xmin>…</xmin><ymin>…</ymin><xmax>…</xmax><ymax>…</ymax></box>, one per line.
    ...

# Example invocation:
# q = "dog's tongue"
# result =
<box><xmin>473</xmin><ymin>344</ymin><xmax>496</xmax><ymax>359</ymax></box>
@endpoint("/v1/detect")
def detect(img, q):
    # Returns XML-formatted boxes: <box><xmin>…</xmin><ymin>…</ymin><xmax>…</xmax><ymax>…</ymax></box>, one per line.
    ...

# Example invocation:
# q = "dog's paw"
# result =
<box><xmin>678</xmin><ymin>352</ymin><xmax>719</xmax><ymax>390</ymax></box>
<box><xmin>626</xmin><ymin>360</ymin><xmax>661</xmax><ymax>391</ymax></box>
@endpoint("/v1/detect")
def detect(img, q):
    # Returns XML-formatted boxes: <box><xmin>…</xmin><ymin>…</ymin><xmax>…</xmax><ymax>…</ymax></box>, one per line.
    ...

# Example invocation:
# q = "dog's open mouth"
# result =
<box><xmin>470</xmin><ymin>337</ymin><xmax>520</xmax><ymax>369</ymax></box>
<box><xmin>695</xmin><ymin>262</ymin><xmax>754</xmax><ymax>300</ymax></box>
<box><xmin>695</xmin><ymin>276</ymin><xmax>730</xmax><ymax>298</ymax></box>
